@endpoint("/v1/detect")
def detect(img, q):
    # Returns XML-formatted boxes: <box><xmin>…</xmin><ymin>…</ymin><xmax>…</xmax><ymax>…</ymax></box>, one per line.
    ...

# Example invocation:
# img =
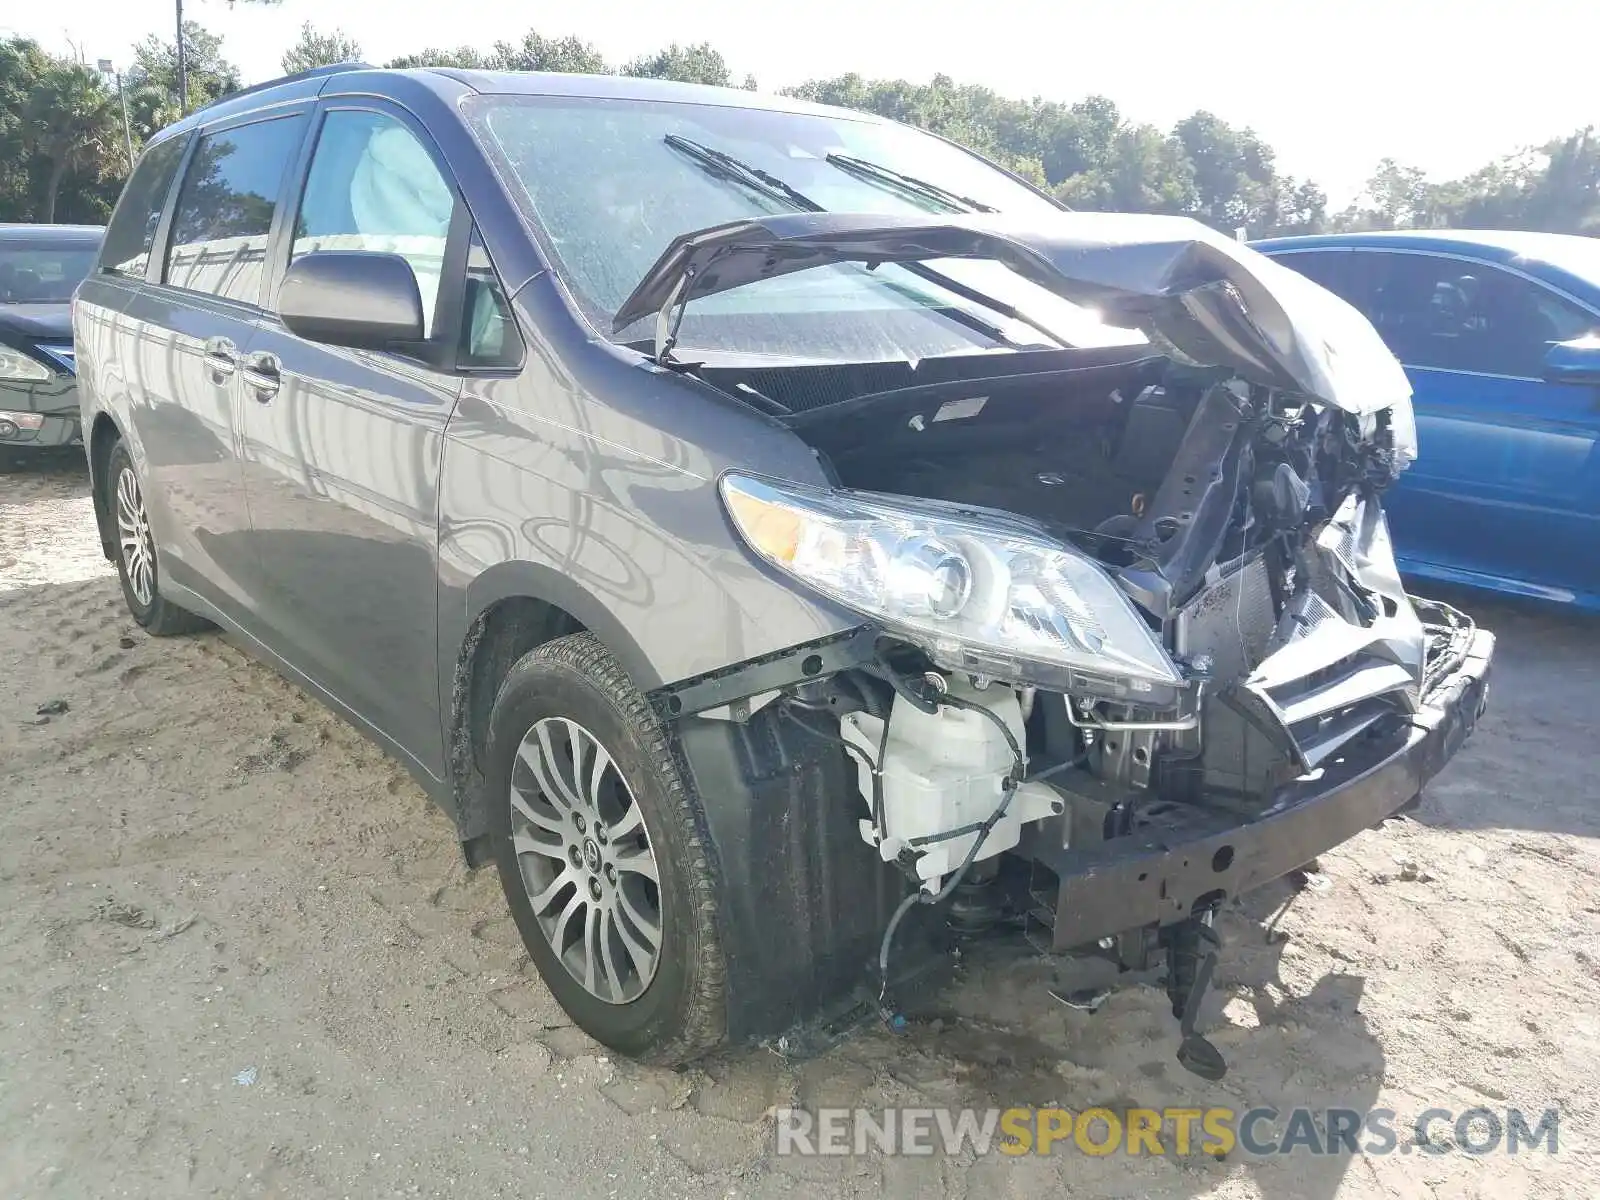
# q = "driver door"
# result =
<box><xmin>236</xmin><ymin>100</ymin><xmax>465</xmax><ymax>778</ymax></box>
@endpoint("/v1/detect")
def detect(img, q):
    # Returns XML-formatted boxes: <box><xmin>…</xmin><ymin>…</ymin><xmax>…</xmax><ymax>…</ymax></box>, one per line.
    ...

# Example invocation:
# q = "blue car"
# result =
<box><xmin>1254</xmin><ymin>230</ymin><xmax>1600</xmax><ymax>610</ymax></box>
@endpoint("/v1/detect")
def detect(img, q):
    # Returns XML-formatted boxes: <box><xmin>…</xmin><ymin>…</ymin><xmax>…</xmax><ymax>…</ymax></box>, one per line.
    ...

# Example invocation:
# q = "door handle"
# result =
<box><xmin>241</xmin><ymin>351</ymin><xmax>281</xmax><ymax>401</ymax></box>
<box><xmin>203</xmin><ymin>336</ymin><xmax>237</xmax><ymax>380</ymax></box>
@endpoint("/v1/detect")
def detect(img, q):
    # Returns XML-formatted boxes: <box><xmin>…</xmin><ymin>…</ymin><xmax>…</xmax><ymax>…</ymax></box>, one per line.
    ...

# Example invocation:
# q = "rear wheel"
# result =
<box><xmin>106</xmin><ymin>439</ymin><xmax>209</xmax><ymax>636</ymax></box>
<box><xmin>486</xmin><ymin>632</ymin><xmax>726</xmax><ymax>1064</ymax></box>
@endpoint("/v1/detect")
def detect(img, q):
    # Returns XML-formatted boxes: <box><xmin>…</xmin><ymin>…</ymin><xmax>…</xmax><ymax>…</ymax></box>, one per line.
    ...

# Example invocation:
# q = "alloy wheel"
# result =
<box><xmin>509</xmin><ymin>717</ymin><xmax>663</xmax><ymax>1004</ymax></box>
<box><xmin>115</xmin><ymin>464</ymin><xmax>155</xmax><ymax>608</ymax></box>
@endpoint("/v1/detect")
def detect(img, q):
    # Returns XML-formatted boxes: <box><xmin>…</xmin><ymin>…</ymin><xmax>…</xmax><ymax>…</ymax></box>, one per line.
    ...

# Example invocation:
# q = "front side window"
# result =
<box><xmin>463</xmin><ymin>95</ymin><xmax>1142</xmax><ymax>361</ymax></box>
<box><xmin>290</xmin><ymin>109</ymin><xmax>456</xmax><ymax>336</ymax></box>
<box><xmin>1354</xmin><ymin>251</ymin><xmax>1598</xmax><ymax>378</ymax></box>
<box><xmin>0</xmin><ymin>241</ymin><xmax>100</xmax><ymax>303</ymax></box>
<box><xmin>100</xmin><ymin>135</ymin><xmax>186</xmax><ymax>278</ymax></box>
<box><xmin>165</xmin><ymin>115</ymin><xmax>308</xmax><ymax>305</ymax></box>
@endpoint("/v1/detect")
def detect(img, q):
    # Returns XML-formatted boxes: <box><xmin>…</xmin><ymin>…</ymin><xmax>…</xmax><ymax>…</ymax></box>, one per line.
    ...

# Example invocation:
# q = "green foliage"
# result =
<box><xmin>620</xmin><ymin>43</ymin><xmax>732</xmax><ymax>87</ymax></box>
<box><xmin>2</xmin><ymin>26</ymin><xmax>1595</xmax><ymax>240</ymax></box>
<box><xmin>1336</xmin><ymin>132</ymin><xmax>1600</xmax><ymax>234</ymax></box>
<box><xmin>282</xmin><ymin>23</ymin><xmax>363</xmax><ymax>75</ymax></box>
<box><xmin>130</xmin><ymin>21</ymin><xmax>240</xmax><ymax>109</ymax></box>
<box><xmin>387</xmin><ymin>31</ymin><xmax>607</xmax><ymax>74</ymax></box>
<box><xmin>784</xmin><ymin>76</ymin><xmax>1326</xmax><ymax>233</ymax></box>
<box><xmin>0</xmin><ymin>38</ymin><xmax>126</xmax><ymax>222</ymax></box>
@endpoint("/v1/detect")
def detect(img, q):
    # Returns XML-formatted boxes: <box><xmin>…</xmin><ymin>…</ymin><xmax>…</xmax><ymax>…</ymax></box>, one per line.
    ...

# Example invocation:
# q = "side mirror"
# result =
<box><xmin>1542</xmin><ymin>334</ymin><xmax>1600</xmax><ymax>386</ymax></box>
<box><xmin>278</xmin><ymin>252</ymin><xmax>424</xmax><ymax>351</ymax></box>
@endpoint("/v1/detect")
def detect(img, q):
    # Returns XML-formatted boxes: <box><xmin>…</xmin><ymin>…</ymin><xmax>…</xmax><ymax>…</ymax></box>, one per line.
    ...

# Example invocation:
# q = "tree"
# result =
<box><xmin>6</xmin><ymin>22</ymin><xmax>1593</xmax><ymax>243</ymax></box>
<box><xmin>0</xmin><ymin>38</ymin><xmax>125</xmax><ymax>222</ymax></box>
<box><xmin>483</xmin><ymin>31</ymin><xmax>607</xmax><ymax>74</ymax></box>
<box><xmin>169</xmin><ymin>0</ymin><xmax>279</xmax><ymax>109</ymax></box>
<box><xmin>385</xmin><ymin>46</ymin><xmax>491</xmax><ymax>71</ymax></box>
<box><xmin>1172</xmin><ymin>111</ymin><xmax>1273</xmax><ymax>230</ymax></box>
<box><xmin>282</xmin><ymin>23</ymin><xmax>362</xmax><ymax>74</ymax></box>
<box><xmin>387</xmin><ymin>31</ymin><xmax>606</xmax><ymax>73</ymax></box>
<box><xmin>621</xmin><ymin>42</ymin><xmax>732</xmax><ymax>87</ymax></box>
<box><xmin>1336</xmin><ymin>158</ymin><xmax>1443</xmax><ymax>231</ymax></box>
<box><xmin>128</xmin><ymin>20</ymin><xmax>240</xmax><ymax>130</ymax></box>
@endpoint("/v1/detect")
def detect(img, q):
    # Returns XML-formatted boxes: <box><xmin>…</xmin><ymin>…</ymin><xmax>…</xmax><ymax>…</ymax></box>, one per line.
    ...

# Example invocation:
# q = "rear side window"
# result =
<box><xmin>291</xmin><ymin>109</ymin><xmax>455</xmax><ymax>336</ymax></box>
<box><xmin>1273</xmin><ymin>250</ymin><xmax>1367</xmax><ymax>308</ymax></box>
<box><xmin>165</xmin><ymin>115</ymin><xmax>308</xmax><ymax>305</ymax></box>
<box><xmin>100</xmin><ymin>136</ymin><xmax>186</xmax><ymax>277</ymax></box>
<box><xmin>1355</xmin><ymin>251</ymin><xmax>1598</xmax><ymax>377</ymax></box>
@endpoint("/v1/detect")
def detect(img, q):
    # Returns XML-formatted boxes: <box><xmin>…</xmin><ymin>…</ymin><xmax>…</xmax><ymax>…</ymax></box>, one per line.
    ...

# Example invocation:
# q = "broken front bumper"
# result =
<box><xmin>1031</xmin><ymin>627</ymin><xmax>1494</xmax><ymax>950</ymax></box>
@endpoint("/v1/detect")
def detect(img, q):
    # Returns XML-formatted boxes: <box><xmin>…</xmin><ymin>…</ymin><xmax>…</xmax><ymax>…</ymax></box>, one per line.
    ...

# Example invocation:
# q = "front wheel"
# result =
<box><xmin>486</xmin><ymin>632</ymin><xmax>726</xmax><ymax>1064</ymax></box>
<box><xmin>105</xmin><ymin>439</ymin><xmax>209</xmax><ymax>636</ymax></box>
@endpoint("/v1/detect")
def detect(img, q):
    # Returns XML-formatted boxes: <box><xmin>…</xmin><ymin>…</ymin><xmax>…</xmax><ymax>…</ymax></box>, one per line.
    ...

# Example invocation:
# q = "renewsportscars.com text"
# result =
<box><xmin>774</xmin><ymin>1106</ymin><xmax>1560</xmax><ymax>1158</ymax></box>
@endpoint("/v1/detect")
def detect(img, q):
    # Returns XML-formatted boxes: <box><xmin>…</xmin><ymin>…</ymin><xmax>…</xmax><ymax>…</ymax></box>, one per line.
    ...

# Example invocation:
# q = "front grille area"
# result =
<box><xmin>1178</xmin><ymin>493</ymin><xmax>1425</xmax><ymax>777</ymax></box>
<box><xmin>1181</xmin><ymin>555</ymin><xmax>1276</xmax><ymax>685</ymax></box>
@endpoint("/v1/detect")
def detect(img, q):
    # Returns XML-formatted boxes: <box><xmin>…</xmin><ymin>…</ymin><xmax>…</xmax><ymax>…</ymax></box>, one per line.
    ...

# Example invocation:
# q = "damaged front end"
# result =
<box><xmin>640</xmin><ymin>211</ymin><xmax>1493</xmax><ymax>1069</ymax></box>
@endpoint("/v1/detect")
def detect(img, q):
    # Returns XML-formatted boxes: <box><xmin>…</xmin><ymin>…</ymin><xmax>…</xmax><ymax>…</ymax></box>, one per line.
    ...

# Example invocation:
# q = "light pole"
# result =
<box><xmin>97</xmin><ymin>59</ymin><xmax>136</xmax><ymax>168</ymax></box>
<box><xmin>175</xmin><ymin>0</ymin><xmax>188</xmax><ymax>111</ymax></box>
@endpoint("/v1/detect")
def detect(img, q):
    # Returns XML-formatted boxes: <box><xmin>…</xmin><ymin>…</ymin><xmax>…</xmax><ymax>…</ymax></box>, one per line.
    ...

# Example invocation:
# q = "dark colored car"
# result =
<box><xmin>1256</xmin><ymin>230</ymin><xmax>1600</xmax><ymax>611</ymax></box>
<box><xmin>0</xmin><ymin>223</ymin><xmax>103</xmax><ymax>460</ymax></box>
<box><xmin>75</xmin><ymin>65</ymin><xmax>1493</xmax><ymax>1074</ymax></box>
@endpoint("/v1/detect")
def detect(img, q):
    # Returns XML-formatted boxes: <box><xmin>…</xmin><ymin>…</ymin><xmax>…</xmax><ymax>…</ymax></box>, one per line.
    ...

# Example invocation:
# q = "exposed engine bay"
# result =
<box><xmin>706</xmin><ymin>347</ymin><xmax>1459</xmax><ymax>799</ymax></box>
<box><xmin>688</xmin><ymin>343</ymin><xmax>1468</xmax><ymax>974</ymax></box>
<box><xmin>623</xmin><ymin>210</ymin><xmax>1492</xmax><ymax>1078</ymax></box>
<box><xmin>681</xmin><ymin>346</ymin><xmax>1482</xmax><ymax>1077</ymax></box>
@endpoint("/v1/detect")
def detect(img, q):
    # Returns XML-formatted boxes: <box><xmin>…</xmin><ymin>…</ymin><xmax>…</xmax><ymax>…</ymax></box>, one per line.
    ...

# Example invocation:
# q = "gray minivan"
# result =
<box><xmin>75</xmin><ymin>64</ymin><xmax>1493</xmax><ymax>1074</ymax></box>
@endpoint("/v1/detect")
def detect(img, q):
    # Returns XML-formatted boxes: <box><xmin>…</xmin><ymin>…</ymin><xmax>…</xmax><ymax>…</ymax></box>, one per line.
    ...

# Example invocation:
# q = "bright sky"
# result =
<box><xmin>5</xmin><ymin>0</ymin><xmax>1596</xmax><ymax>205</ymax></box>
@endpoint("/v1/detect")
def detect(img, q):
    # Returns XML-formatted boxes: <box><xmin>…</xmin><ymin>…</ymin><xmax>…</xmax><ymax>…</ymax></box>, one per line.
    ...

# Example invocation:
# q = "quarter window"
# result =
<box><xmin>290</xmin><ymin>110</ymin><xmax>456</xmax><ymax>336</ymax></box>
<box><xmin>1271</xmin><ymin>251</ymin><xmax>1366</xmax><ymax>308</ymax></box>
<box><xmin>165</xmin><ymin>115</ymin><xmax>308</xmax><ymax>305</ymax></box>
<box><xmin>458</xmin><ymin>231</ymin><xmax>520</xmax><ymax>369</ymax></box>
<box><xmin>100</xmin><ymin>135</ymin><xmax>186</xmax><ymax>278</ymax></box>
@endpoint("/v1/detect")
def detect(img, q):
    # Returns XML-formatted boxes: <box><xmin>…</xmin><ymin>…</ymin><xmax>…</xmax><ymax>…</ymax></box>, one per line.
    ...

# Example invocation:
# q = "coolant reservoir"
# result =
<box><xmin>840</xmin><ymin>677</ymin><xmax>1058</xmax><ymax>889</ymax></box>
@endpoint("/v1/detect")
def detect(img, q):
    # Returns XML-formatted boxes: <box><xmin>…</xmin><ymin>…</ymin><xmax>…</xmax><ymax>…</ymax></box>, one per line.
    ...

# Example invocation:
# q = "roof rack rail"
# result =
<box><xmin>186</xmin><ymin>61</ymin><xmax>377</xmax><ymax>119</ymax></box>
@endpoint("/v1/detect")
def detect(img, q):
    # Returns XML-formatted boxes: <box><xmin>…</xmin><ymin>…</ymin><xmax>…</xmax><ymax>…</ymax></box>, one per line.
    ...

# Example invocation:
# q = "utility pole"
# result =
<box><xmin>175</xmin><ymin>0</ymin><xmax>188</xmax><ymax>111</ymax></box>
<box><xmin>97</xmin><ymin>60</ymin><xmax>136</xmax><ymax>167</ymax></box>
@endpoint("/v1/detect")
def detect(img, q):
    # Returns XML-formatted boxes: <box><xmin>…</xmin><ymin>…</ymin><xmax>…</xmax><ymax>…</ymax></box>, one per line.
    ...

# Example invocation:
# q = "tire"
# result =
<box><xmin>105</xmin><ymin>439</ymin><xmax>209</xmax><ymax>636</ymax></box>
<box><xmin>486</xmin><ymin>632</ymin><xmax>726</xmax><ymax>1064</ymax></box>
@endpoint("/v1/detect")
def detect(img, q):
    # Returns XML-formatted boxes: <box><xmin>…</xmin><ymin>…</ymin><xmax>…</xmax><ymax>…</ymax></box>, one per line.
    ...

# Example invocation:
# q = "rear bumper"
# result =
<box><xmin>1038</xmin><ymin>627</ymin><xmax>1494</xmax><ymax>948</ymax></box>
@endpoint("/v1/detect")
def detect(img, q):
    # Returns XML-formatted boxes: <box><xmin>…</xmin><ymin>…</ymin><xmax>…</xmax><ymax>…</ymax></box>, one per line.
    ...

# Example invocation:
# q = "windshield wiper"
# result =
<box><xmin>664</xmin><ymin>134</ymin><xmax>824</xmax><ymax>213</ymax></box>
<box><xmin>825</xmin><ymin>152</ymin><xmax>998</xmax><ymax>214</ymax></box>
<box><xmin>659</xmin><ymin>134</ymin><xmax>1065</xmax><ymax>351</ymax></box>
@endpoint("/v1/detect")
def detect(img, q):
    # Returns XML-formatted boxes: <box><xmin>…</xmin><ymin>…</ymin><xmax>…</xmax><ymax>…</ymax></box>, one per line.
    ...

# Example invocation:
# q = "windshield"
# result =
<box><xmin>463</xmin><ymin>95</ymin><xmax>1145</xmax><ymax>361</ymax></box>
<box><xmin>0</xmin><ymin>242</ymin><xmax>99</xmax><ymax>304</ymax></box>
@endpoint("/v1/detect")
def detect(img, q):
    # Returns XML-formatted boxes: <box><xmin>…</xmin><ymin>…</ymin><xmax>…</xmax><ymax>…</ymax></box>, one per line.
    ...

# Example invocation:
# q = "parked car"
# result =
<box><xmin>0</xmin><ymin>223</ymin><xmax>103</xmax><ymax>463</ymax></box>
<box><xmin>1255</xmin><ymin>230</ymin><xmax>1600</xmax><ymax>610</ymax></box>
<box><xmin>75</xmin><ymin>66</ymin><xmax>1493</xmax><ymax>1074</ymax></box>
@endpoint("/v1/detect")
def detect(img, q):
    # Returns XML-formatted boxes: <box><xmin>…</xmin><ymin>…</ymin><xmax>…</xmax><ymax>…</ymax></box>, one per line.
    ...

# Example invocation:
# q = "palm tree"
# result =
<box><xmin>23</xmin><ymin>60</ymin><xmax>124</xmax><ymax>221</ymax></box>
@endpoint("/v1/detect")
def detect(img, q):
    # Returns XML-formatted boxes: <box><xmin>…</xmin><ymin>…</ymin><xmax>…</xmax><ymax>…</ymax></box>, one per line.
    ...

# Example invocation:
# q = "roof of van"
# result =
<box><xmin>154</xmin><ymin>63</ymin><xmax>878</xmax><ymax>144</ymax></box>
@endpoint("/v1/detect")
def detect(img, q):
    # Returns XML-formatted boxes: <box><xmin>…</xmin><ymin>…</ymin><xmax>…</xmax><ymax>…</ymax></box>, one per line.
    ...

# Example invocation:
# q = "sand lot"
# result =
<box><xmin>2</xmin><ymin>456</ymin><xmax>1597</xmax><ymax>1199</ymax></box>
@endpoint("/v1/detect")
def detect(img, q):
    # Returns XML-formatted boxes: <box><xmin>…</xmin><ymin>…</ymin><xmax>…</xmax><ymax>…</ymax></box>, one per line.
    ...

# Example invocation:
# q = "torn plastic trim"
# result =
<box><xmin>611</xmin><ymin>210</ymin><xmax>1414</xmax><ymax>417</ymax></box>
<box><xmin>1234</xmin><ymin>495</ymin><xmax>1427</xmax><ymax>770</ymax></box>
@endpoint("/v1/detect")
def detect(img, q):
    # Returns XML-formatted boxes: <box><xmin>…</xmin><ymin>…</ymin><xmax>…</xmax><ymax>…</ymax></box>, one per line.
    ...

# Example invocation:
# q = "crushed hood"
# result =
<box><xmin>612</xmin><ymin>210</ymin><xmax>1412</xmax><ymax>416</ymax></box>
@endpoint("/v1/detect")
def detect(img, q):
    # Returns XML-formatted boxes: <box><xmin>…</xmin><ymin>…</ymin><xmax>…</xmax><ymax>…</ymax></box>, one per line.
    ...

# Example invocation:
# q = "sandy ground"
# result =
<box><xmin>2</xmin><ymin>454</ymin><xmax>1597</xmax><ymax>1199</ymax></box>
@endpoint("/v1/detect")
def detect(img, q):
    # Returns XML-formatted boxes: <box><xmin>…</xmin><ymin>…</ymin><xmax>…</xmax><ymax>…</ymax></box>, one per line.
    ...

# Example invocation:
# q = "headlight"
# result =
<box><xmin>0</xmin><ymin>346</ymin><xmax>51</xmax><ymax>381</ymax></box>
<box><xmin>720</xmin><ymin>473</ymin><xmax>1182</xmax><ymax>698</ymax></box>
